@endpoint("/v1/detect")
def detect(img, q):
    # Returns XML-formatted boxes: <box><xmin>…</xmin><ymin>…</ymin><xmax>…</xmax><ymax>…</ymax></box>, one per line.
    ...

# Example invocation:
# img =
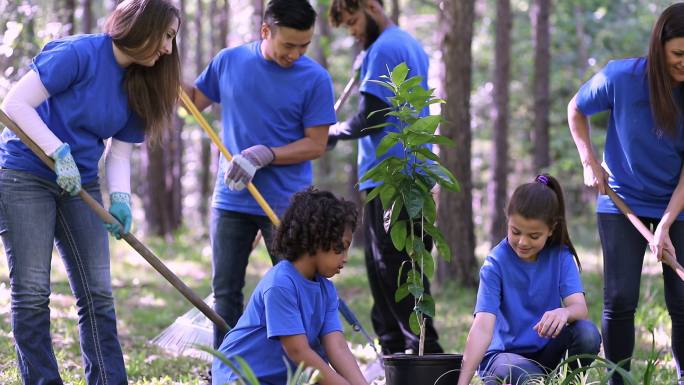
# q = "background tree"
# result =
<box><xmin>531</xmin><ymin>0</ymin><xmax>551</xmax><ymax>171</ymax></box>
<box><xmin>487</xmin><ymin>0</ymin><xmax>512</xmax><ymax>245</ymax></box>
<box><xmin>437</xmin><ymin>0</ymin><xmax>477</xmax><ymax>288</ymax></box>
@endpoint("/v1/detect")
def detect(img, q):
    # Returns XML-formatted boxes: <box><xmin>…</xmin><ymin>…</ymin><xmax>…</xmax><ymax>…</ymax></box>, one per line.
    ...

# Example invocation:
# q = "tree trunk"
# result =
<box><xmin>437</xmin><ymin>0</ymin><xmax>477</xmax><ymax>288</ymax></box>
<box><xmin>313</xmin><ymin>1</ymin><xmax>334</xmax><ymax>192</ymax></box>
<box><xmin>531</xmin><ymin>0</ymin><xmax>551</xmax><ymax>171</ymax></box>
<box><xmin>390</xmin><ymin>0</ymin><xmax>400</xmax><ymax>25</ymax></box>
<box><xmin>81</xmin><ymin>0</ymin><xmax>92</xmax><ymax>34</ymax></box>
<box><xmin>487</xmin><ymin>0</ymin><xmax>511</xmax><ymax>245</ymax></box>
<box><xmin>574</xmin><ymin>4</ymin><xmax>589</xmax><ymax>77</ymax></box>
<box><xmin>252</xmin><ymin>0</ymin><xmax>264</xmax><ymax>41</ymax></box>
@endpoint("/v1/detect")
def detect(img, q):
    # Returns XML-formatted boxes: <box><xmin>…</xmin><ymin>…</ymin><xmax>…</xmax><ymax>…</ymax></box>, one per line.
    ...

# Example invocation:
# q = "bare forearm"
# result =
<box><xmin>327</xmin><ymin>342</ymin><xmax>366</xmax><ymax>385</ymax></box>
<box><xmin>457</xmin><ymin>325</ymin><xmax>493</xmax><ymax>385</ymax></box>
<box><xmin>567</xmin><ymin>95</ymin><xmax>598</xmax><ymax>166</ymax></box>
<box><xmin>272</xmin><ymin>136</ymin><xmax>327</xmax><ymax>164</ymax></box>
<box><xmin>661</xmin><ymin>168</ymin><xmax>684</xmax><ymax>228</ymax></box>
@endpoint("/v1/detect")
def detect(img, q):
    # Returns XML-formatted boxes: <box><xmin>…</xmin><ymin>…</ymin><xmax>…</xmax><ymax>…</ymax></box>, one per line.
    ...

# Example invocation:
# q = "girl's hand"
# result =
<box><xmin>533</xmin><ymin>308</ymin><xmax>569</xmax><ymax>338</ymax></box>
<box><xmin>651</xmin><ymin>221</ymin><xmax>676</xmax><ymax>263</ymax></box>
<box><xmin>582</xmin><ymin>160</ymin><xmax>608</xmax><ymax>195</ymax></box>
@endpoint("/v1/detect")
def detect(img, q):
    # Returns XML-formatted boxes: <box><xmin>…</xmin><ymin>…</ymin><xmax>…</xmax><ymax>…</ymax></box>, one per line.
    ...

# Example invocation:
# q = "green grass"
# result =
<box><xmin>0</xmin><ymin>232</ymin><xmax>680</xmax><ymax>384</ymax></box>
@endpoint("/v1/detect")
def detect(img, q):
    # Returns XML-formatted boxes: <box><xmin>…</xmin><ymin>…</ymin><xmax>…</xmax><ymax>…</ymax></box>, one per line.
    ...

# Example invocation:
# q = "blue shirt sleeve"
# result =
<box><xmin>474</xmin><ymin>257</ymin><xmax>502</xmax><ymax>315</ymax></box>
<box><xmin>575</xmin><ymin>62</ymin><xmax>615</xmax><ymax>116</ymax></box>
<box><xmin>559</xmin><ymin>250</ymin><xmax>584</xmax><ymax>299</ymax></box>
<box><xmin>195</xmin><ymin>50</ymin><xmax>225</xmax><ymax>104</ymax></box>
<box><xmin>113</xmin><ymin>111</ymin><xmax>145</xmax><ymax>143</ymax></box>
<box><xmin>319</xmin><ymin>281</ymin><xmax>343</xmax><ymax>337</ymax></box>
<box><xmin>30</xmin><ymin>40</ymin><xmax>81</xmax><ymax>96</ymax></box>
<box><xmin>359</xmin><ymin>48</ymin><xmax>397</xmax><ymax>103</ymax></box>
<box><xmin>303</xmin><ymin>72</ymin><xmax>336</xmax><ymax>128</ymax></box>
<box><xmin>264</xmin><ymin>285</ymin><xmax>306</xmax><ymax>339</ymax></box>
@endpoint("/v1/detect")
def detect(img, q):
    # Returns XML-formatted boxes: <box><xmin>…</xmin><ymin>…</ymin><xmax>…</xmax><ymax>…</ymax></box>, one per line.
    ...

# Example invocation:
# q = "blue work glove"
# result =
<box><xmin>50</xmin><ymin>143</ymin><xmax>81</xmax><ymax>196</ymax></box>
<box><xmin>105</xmin><ymin>192</ymin><xmax>132</xmax><ymax>239</ymax></box>
<box><xmin>224</xmin><ymin>144</ymin><xmax>275</xmax><ymax>191</ymax></box>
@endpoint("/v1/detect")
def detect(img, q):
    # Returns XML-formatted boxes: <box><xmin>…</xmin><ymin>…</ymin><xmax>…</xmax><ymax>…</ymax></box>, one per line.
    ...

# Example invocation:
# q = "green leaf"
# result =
<box><xmin>390</xmin><ymin>220</ymin><xmax>407</xmax><ymax>251</ymax></box>
<box><xmin>436</xmin><ymin>237</ymin><xmax>452</xmax><ymax>262</ymax></box>
<box><xmin>399</xmin><ymin>75</ymin><xmax>423</xmax><ymax>93</ymax></box>
<box><xmin>368</xmin><ymin>79</ymin><xmax>397</xmax><ymax>94</ymax></box>
<box><xmin>421</xmin><ymin>249</ymin><xmax>435</xmax><ymax>279</ymax></box>
<box><xmin>391</xmin><ymin>62</ymin><xmax>409</xmax><ymax>85</ymax></box>
<box><xmin>408</xmin><ymin>115</ymin><xmax>443</xmax><ymax>134</ymax></box>
<box><xmin>422</xmin><ymin>162</ymin><xmax>460</xmax><ymax>192</ymax></box>
<box><xmin>409</xmin><ymin>311</ymin><xmax>421</xmax><ymax>335</ymax></box>
<box><xmin>364</xmin><ymin>185</ymin><xmax>382</xmax><ymax>204</ymax></box>
<box><xmin>417</xmin><ymin>295</ymin><xmax>436</xmax><ymax>318</ymax></box>
<box><xmin>431</xmin><ymin>134</ymin><xmax>455</xmax><ymax>146</ymax></box>
<box><xmin>390</xmin><ymin>199</ymin><xmax>404</xmax><ymax>225</ymax></box>
<box><xmin>415</xmin><ymin>147</ymin><xmax>440</xmax><ymax>162</ymax></box>
<box><xmin>367</xmin><ymin>106</ymin><xmax>392</xmax><ymax>119</ymax></box>
<box><xmin>235</xmin><ymin>356</ymin><xmax>261</xmax><ymax>385</ymax></box>
<box><xmin>395</xmin><ymin>282</ymin><xmax>410</xmax><ymax>302</ymax></box>
<box><xmin>405</xmin><ymin>186</ymin><xmax>424</xmax><ymax>219</ymax></box>
<box><xmin>379</xmin><ymin>184</ymin><xmax>396</xmax><ymax>210</ymax></box>
<box><xmin>365</xmin><ymin>122</ymin><xmax>392</xmax><ymax>130</ymax></box>
<box><xmin>408</xmin><ymin>281</ymin><xmax>424</xmax><ymax>299</ymax></box>
<box><xmin>423</xmin><ymin>193</ymin><xmax>437</xmax><ymax>224</ymax></box>
<box><xmin>406</xmin><ymin>131</ymin><xmax>435</xmax><ymax>147</ymax></box>
<box><xmin>376</xmin><ymin>132</ymin><xmax>401</xmax><ymax>158</ymax></box>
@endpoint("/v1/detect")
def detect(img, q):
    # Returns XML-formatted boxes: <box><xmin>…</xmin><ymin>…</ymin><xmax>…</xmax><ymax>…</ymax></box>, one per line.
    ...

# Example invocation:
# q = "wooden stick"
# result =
<box><xmin>605</xmin><ymin>183</ymin><xmax>684</xmax><ymax>282</ymax></box>
<box><xmin>0</xmin><ymin>108</ymin><xmax>230</xmax><ymax>334</ymax></box>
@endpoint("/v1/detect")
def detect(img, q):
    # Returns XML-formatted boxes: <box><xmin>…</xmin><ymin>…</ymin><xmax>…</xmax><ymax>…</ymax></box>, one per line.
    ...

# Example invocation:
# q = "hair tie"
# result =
<box><xmin>535</xmin><ymin>174</ymin><xmax>549</xmax><ymax>185</ymax></box>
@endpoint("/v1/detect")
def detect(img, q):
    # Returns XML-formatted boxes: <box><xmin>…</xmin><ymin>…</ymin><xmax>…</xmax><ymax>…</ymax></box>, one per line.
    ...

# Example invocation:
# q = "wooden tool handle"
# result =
<box><xmin>605</xmin><ymin>184</ymin><xmax>684</xmax><ymax>282</ymax></box>
<box><xmin>0</xmin><ymin>108</ymin><xmax>229</xmax><ymax>333</ymax></box>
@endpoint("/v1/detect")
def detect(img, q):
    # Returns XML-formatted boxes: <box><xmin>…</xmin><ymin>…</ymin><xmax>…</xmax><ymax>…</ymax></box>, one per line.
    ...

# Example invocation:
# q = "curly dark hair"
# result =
<box><xmin>272</xmin><ymin>187</ymin><xmax>358</xmax><ymax>261</ymax></box>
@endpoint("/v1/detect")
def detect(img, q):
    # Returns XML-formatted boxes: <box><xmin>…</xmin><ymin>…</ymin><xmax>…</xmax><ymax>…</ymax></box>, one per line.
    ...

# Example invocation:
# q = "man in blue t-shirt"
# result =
<box><xmin>327</xmin><ymin>0</ymin><xmax>442</xmax><ymax>354</ymax></box>
<box><xmin>185</xmin><ymin>0</ymin><xmax>336</xmax><ymax>348</ymax></box>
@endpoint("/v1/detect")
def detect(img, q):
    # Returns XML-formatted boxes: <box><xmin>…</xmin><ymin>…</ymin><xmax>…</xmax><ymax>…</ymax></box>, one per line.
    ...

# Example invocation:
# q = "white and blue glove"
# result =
<box><xmin>224</xmin><ymin>145</ymin><xmax>275</xmax><ymax>191</ymax></box>
<box><xmin>105</xmin><ymin>192</ymin><xmax>132</xmax><ymax>239</ymax></box>
<box><xmin>50</xmin><ymin>143</ymin><xmax>81</xmax><ymax>196</ymax></box>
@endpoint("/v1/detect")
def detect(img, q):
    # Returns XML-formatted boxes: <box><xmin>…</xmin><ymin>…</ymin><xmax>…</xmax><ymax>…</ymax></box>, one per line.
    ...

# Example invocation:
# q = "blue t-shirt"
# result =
<box><xmin>357</xmin><ymin>26</ymin><xmax>430</xmax><ymax>191</ymax></box>
<box><xmin>576</xmin><ymin>58</ymin><xmax>684</xmax><ymax>219</ymax></box>
<box><xmin>0</xmin><ymin>33</ymin><xmax>145</xmax><ymax>184</ymax></box>
<box><xmin>474</xmin><ymin>239</ymin><xmax>583</xmax><ymax>357</ymax></box>
<box><xmin>212</xmin><ymin>260</ymin><xmax>343</xmax><ymax>385</ymax></box>
<box><xmin>195</xmin><ymin>41</ymin><xmax>336</xmax><ymax>216</ymax></box>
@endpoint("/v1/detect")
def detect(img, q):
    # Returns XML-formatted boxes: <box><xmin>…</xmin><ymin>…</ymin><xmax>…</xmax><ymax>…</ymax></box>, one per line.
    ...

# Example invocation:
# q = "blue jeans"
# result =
<box><xmin>0</xmin><ymin>170</ymin><xmax>126</xmax><ymax>385</ymax></box>
<box><xmin>210</xmin><ymin>208</ymin><xmax>276</xmax><ymax>348</ymax></box>
<box><xmin>598</xmin><ymin>213</ymin><xmax>684</xmax><ymax>385</ymax></box>
<box><xmin>479</xmin><ymin>319</ymin><xmax>601</xmax><ymax>385</ymax></box>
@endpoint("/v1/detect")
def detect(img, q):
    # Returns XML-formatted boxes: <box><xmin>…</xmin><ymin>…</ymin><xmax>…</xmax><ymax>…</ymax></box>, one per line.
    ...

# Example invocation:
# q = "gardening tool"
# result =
<box><xmin>0</xmin><ymin>108</ymin><xmax>229</xmax><ymax>335</ymax></box>
<box><xmin>605</xmin><ymin>182</ymin><xmax>684</xmax><ymax>282</ymax></box>
<box><xmin>334</xmin><ymin>50</ymin><xmax>366</xmax><ymax>113</ymax></box>
<box><xmin>153</xmin><ymin>88</ymin><xmax>378</xmax><ymax>360</ymax></box>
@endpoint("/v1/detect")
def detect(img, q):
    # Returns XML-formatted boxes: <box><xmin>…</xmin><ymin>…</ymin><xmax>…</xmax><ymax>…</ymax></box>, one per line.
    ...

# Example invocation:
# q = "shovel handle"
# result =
<box><xmin>605</xmin><ymin>184</ymin><xmax>684</xmax><ymax>282</ymax></box>
<box><xmin>179</xmin><ymin>89</ymin><xmax>280</xmax><ymax>226</ymax></box>
<box><xmin>0</xmin><ymin>107</ymin><xmax>230</xmax><ymax>334</ymax></box>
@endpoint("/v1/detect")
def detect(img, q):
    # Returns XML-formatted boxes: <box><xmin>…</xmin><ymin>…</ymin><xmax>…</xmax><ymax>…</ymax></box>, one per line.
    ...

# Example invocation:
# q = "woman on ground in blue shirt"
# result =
<box><xmin>0</xmin><ymin>1</ymin><xmax>181</xmax><ymax>384</ymax></box>
<box><xmin>212</xmin><ymin>188</ymin><xmax>366</xmax><ymax>385</ymax></box>
<box><xmin>457</xmin><ymin>175</ymin><xmax>601</xmax><ymax>385</ymax></box>
<box><xmin>568</xmin><ymin>4</ymin><xmax>684</xmax><ymax>384</ymax></box>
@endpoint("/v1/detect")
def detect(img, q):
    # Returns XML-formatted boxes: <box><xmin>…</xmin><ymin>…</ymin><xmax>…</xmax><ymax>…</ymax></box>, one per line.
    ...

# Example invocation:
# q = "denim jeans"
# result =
<box><xmin>598</xmin><ymin>213</ymin><xmax>684</xmax><ymax>385</ymax></box>
<box><xmin>479</xmin><ymin>319</ymin><xmax>601</xmax><ymax>385</ymax></box>
<box><xmin>210</xmin><ymin>208</ymin><xmax>276</xmax><ymax>348</ymax></box>
<box><xmin>0</xmin><ymin>169</ymin><xmax>126</xmax><ymax>385</ymax></box>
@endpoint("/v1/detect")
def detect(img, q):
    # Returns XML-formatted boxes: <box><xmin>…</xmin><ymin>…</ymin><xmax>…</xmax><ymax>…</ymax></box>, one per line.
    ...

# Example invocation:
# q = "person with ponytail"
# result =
<box><xmin>568</xmin><ymin>4</ymin><xmax>684</xmax><ymax>384</ymax></box>
<box><xmin>0</xmin><ymin>1</ymin><xmax>180</xmax><ymax>384</ymax></box>
<box><xmin>457</xmin><ymin>175</ymin><xmax>601</xmax><ymax>385</ymax></box>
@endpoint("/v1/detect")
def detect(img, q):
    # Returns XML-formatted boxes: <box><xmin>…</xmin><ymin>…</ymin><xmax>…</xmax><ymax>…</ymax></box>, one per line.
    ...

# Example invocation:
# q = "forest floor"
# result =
<box><xmin>0</xmin><ymin>229</ymin><xmax>678</xmax><ymax>384</ymax></box>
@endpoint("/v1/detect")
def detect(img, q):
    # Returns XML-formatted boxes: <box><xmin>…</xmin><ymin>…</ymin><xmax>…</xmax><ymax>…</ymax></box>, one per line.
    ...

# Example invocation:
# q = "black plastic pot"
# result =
<box><xmin>384</xmin><ymin>353</ymin><xmax>463</xmax><ymax>385</ymax></box>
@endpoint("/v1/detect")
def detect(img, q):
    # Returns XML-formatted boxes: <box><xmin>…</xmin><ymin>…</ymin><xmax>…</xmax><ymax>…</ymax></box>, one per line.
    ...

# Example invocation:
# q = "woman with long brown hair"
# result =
<box><xmin>0</xmin><ymin>1</ymin><xmax>180</xmax><ymax>384</ymax></box>
<box><xmin>568</xmin><ymin>3</ymin><xmax>684</xmax><ymax>384</ymax></box>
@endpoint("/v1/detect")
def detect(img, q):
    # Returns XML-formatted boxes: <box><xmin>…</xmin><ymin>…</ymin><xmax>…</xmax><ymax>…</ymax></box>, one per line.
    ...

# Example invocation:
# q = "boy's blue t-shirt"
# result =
<box><xmin>357</xmin><ymin>26</ymin><xmax>430</xmax><ymax>191</ymax></box>
<box><xmin>195</xmin><ymin>41</ymin><xmax>336</xmax><ymax>216</ymax></box>
<box><xmin>212</xmin><ymin>260</ymin><xmax>343</xmax><ymax>385</ymax></box>
<box><xmin>576</xmin><ymin>58</ymin><xmax>684</xmax><ymax>219</ymax></box>
<box><xmin>0</xmin><ymin>33</ymin><xmax>145</xmax><ymax>184</ymax></box>
<box><xmin>474</xmin><ymin>239</ymin><xmax>583</xmax><ymax>358</ymax></box>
